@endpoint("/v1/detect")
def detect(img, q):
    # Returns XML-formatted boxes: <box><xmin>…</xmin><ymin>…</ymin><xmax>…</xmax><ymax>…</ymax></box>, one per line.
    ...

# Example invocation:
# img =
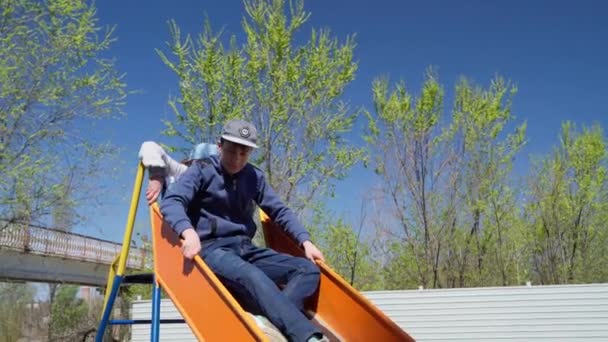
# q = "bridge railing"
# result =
<box><xmin>0</xmin><ymin>223</ymin><xmax>149</xmax><ymax>270</ymax></box>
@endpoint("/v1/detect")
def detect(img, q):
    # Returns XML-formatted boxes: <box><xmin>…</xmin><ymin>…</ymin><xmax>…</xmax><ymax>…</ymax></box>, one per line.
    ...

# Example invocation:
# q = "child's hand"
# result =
<box><xmin>181</xmin><ymin>228</ymin><xmax>201</xmax><ymax>259</ymax></box>
<box><xmin>146</xmin><ymin>178</ymin><xmax>163</xmax><ymax>204</ymax></box>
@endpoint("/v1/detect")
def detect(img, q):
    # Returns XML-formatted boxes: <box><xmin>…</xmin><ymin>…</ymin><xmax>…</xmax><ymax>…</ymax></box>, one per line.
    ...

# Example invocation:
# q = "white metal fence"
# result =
<box><xmin>130</xmin><ymin>284</ymin><xmax>608</xmax><ymax>341</ymax></box>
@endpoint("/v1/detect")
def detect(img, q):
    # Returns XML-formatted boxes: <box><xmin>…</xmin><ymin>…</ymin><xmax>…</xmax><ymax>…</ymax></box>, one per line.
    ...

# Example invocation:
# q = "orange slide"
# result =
<box><xmin>149</xmin><ymin>204</ymin><xmax>414</xmax><ymax>342</ymax></box>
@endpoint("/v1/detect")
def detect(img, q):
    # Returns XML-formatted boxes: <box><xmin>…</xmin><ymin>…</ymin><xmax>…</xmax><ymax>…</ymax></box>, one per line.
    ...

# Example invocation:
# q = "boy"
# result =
<box><xmin>161</xmin><ymin>119</ymin><xmax>328</xmax><ymax>342</ymax></box>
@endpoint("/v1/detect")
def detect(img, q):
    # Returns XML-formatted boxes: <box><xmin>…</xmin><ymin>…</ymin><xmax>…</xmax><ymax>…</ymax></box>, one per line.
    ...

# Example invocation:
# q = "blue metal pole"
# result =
<box><xmin>96</xmin><ymin>275</ymin><xmax>123</xmax><ymax>342</ymax></box>
<box><xmin>151</xmin><ymin>279</ymin><xmax>162</xmax><ymax>342</ymax></box>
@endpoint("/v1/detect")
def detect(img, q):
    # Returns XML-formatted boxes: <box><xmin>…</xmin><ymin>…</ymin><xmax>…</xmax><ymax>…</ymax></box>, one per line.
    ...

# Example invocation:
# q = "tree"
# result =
<box><xmin>157</xmin><ymin>0</ymin><xmax>364</xmax><ymax>216</ymax></box>
<box><xmin>312</xmin><ymin>198</ymin><xmax>382</xmax><ymax>290</ymax></box>
<box><xmin>366</xmin><ymin>72</ymin><xmax>527</xmax><ymax>288</ymax></box>
<box><xmin>366</xmin><ymin>70</ymin><xmax>446</xmax><ymax>288</ymax></box>
<box><xmin>45</xmin><ymin>165</ymin><xmax>83</xmax><ymax>340</ymax></box>
<box><xmin>444</xmin><ymin>77</ymin><xmax>527</xmax><ymax>287</ymax></box>
<box><xmin>525</xmin><ymin>122</ymin><xmax>608</xmax><ymax>284</ymax></box>
<box><xmin>317</xmin><ymin>220</ymin><xmax>378</xmax><ymax>289</ymax></box>
<box><xmin>48</xmin><ymin>285</ymin><xmax>90</xmax><ymax>341</ymax></box>
<box><xmin>0</xmin><ymin>282</ymin><xmax>35</xmax><ymax>342</ymax></box>
<box><xmin>0</xmin><ymin>0</ymin><xmax>127</xmax><ymax>231</ymax></box>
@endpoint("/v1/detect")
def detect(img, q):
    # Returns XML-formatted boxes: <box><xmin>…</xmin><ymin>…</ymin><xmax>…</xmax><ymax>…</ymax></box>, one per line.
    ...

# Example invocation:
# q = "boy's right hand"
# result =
<box><xmin>181</xmin><ymin>228</ymin><xmax>201</xmax><ymax>259</ymax></box>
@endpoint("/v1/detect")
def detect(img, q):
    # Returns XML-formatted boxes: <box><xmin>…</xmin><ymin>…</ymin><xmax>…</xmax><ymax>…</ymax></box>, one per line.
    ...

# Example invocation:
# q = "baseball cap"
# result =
<box><xmin>221</xmin><ymin>119</ymin><xmax>259</xmax><ymax>148</ymax></box>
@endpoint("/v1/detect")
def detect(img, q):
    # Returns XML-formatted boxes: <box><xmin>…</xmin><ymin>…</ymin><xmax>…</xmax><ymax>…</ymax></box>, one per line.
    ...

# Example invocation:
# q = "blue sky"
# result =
<box><xmin>82</xmin><ymin>0</ymin><xmax>608</xmax><ymax>242</ymax></box>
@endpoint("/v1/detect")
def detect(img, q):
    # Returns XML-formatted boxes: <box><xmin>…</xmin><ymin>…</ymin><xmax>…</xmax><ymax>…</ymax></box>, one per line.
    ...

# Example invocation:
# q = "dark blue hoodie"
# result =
<box><xmin>160</xmin><ymin>155</ymin><xmax>311</xmax><ymax>245</ymax></box>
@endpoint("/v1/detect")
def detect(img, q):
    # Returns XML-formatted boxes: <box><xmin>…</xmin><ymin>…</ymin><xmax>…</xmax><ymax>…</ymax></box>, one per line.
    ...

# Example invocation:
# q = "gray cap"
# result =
<box><xmin>221</xmin><ymin>119</ymin><xmax>259</xmax><ymax>148</ymax></box>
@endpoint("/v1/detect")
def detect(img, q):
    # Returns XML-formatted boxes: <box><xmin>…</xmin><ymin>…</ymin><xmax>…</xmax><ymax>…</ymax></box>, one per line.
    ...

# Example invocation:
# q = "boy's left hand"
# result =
<box><xmin>302</xmin><ymin>240</ymin><xmax>325</xmax><ymax>263</ymax></box>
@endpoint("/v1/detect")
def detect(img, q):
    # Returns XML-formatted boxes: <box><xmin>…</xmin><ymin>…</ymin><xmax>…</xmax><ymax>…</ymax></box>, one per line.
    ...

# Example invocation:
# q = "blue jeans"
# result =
<box><xmin>201</xmin><ymin>235</ymin><xmax>321</xmax><ymax>342</ymax></box>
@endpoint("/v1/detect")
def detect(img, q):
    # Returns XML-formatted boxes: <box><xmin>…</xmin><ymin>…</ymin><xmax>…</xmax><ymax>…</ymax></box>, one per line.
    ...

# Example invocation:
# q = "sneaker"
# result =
<box><xmin>248</xmin><ymin>313</ymin><xmax>287</xmax><ymax>342</ymax></box>
<box><xmin>307</xmin><ymin>333</ymin><xmax>330</xmax><ymax>342</ymax></box>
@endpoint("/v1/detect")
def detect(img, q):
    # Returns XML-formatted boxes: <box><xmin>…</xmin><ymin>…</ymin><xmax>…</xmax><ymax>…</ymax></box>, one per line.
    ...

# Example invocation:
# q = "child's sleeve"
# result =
<box><xmin>138</xmin><ymin>141</ymin><xmax>187</xmax><ymax>179</ymax></box>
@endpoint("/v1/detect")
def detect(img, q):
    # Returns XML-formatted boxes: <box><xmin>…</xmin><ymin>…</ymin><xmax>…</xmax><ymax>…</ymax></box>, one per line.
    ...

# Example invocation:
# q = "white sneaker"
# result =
<box><xmin>248</xmin><ymin>313</ymin><xmax>287</xmax><ymax>342</ymax></box>
<box><xmin>307</xmin><ymin>334</ymin><xmax>330</xmax><ymax>342</ymax></box>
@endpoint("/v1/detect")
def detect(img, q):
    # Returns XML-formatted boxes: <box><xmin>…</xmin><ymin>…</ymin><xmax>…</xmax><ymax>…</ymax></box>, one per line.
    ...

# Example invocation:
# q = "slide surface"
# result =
<box><xmin>149</xmin><ymin>204</ymin><xmax>266</xmax><ymax>341</ymax></box>
<box><xmin>150</xmin><ymin>204</ymin><xmax>414</xmax><ymax>341</ymax></box>
<box><xmin>260</xmin><ymin>211</ymin><xmax>414</xmax><ymax>342</ymax></box>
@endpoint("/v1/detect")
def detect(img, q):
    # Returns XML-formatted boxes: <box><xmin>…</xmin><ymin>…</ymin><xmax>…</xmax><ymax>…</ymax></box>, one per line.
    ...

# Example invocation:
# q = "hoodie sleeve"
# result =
<box><xmin>254</xmin><ymin>172</ymin><xmax>311</xmax><ymax>245</ymax></box>
<box><xmin>164</xmin><ymin>154</ymin><xmax>188</xmax><ymax>179</ymax></box>
<box><xmin>138</xmin><ymin>141</ymin><xmax>187</xmax><ymax>179</ymax></box>
<box><xmin>160</xmin><ymin>163</ymin><xmax>204</xmax><ymax>237</ymax></box>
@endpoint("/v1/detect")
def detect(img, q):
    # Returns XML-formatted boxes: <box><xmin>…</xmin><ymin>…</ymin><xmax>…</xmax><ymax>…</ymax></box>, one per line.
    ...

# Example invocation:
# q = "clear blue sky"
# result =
<box><xmin>82</xmin><ymin>0</ymin><xmax>608</xmax><ymax>242</ymax></box>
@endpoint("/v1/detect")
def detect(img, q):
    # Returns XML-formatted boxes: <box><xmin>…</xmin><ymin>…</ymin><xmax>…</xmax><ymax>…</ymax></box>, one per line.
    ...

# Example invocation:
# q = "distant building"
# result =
<box><xmin>79</xmin><ymin>286</ymin><xmax>103</xmax><ymax>304</ymax></box>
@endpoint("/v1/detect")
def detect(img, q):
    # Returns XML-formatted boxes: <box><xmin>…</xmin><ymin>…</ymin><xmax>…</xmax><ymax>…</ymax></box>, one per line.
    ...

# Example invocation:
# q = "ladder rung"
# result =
<box><xmin>122</xmin><ymin>273</ymin><xmax>154</xmax><ymax>284</ymax></box>
<box><xmin>109</xmin><ymin>319</ymin><xmax>186</xmax><ymax>325</ymax></box>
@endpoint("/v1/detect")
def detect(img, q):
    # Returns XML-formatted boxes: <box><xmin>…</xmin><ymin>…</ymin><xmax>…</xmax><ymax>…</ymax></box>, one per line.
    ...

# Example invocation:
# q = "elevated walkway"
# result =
<box><xmin>0</xmin><ymin>223</ymin><xmax>148</xmax><ymax>285</ymax></box>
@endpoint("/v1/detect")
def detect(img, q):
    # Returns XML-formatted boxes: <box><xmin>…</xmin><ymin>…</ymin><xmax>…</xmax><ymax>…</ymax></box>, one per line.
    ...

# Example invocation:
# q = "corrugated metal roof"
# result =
<box><xmin>130</xmin><ymin>283</ymin><xmax>608</xmax><ymax>341</ymax></box>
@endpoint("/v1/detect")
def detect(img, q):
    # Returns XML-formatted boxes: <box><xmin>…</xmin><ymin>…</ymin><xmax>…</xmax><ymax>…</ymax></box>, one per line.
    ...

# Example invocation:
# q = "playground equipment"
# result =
<box><xmin>96</xmin><ymin>163</ymin><xmax>414</xmax><ymax>341</ymax></box>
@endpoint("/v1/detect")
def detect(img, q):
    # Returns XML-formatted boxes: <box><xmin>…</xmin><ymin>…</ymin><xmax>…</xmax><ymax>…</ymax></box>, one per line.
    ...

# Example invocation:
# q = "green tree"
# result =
<box><xmin>0</xmin><ymin>282</ymin><xmax>35</xmax><ymax>342</ymax></box>
<box><xmin>315</xmin><ymin>217</ymin><xmax>380</xmax><ymax>290</ymax></box>
<box><xmin>367</xmin><ymin>71</ymin><xmax>446</xmax><ymax>288</ymax></box>
<box><xmin>526</xmin><ymin>122</ymin><xmax>608</xmax><ymax>284</ymax></box>
<box><xmin>48</xmin><ymin>285</ymin><xmax>89</xmax><ymax>341</ymax></box>
<box><xmin>157</xmin><ymin>0</ymin><xmax>364</xmax><ymax>216</ymax></box>
<box><xmin>46</xmin><ymin>170</ymin><xmax>80</xmax><ymax>341</ymax></box>
<box><xmin>0</xmin><ymin>0</ymin><xmax>127</xmax><ymax>230</ymax></box>
<box><xmin>444</xmin><ymin>77</ymin><xmax>527</xmax><ymax>287</ymax></box>
<box><xmin>366</xmin><ymin>72</ymin><xmax>527</xmax><ymax>288</ymax></box>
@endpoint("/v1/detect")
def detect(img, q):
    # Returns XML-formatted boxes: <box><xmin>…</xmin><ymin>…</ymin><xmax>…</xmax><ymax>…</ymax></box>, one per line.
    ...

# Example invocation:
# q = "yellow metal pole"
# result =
<box><xmin>101</xmin><ymin>255</ymin><xmax>119</xmax><ymax>315</ymax></box>
<box><xmin>101</xmin><ymin>163</ymin><xmax>145</xmax><ymax>315</ymax></box>
<box><xmin>116</xmin><ymin>162</ymin><xmax>145</xmax><ymax>276</ymax></box>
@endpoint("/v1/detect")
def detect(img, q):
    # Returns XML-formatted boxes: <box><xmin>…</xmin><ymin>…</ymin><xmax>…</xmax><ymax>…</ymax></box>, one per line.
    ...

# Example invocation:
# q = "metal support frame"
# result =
<box><xmin>96</xmin><ymin>164</ymin><xmax>167</xmax><ymax>342</ymax></box>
